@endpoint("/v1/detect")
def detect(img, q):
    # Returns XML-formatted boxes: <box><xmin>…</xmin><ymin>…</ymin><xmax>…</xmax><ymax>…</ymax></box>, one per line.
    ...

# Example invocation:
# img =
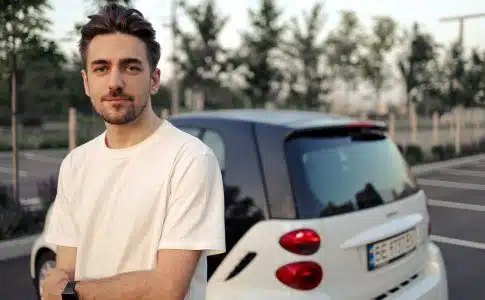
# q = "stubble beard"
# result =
<box><xmin>98</xmin><ymin>100</ymin><xmax>148</xmax><ymax>125</ymax></box>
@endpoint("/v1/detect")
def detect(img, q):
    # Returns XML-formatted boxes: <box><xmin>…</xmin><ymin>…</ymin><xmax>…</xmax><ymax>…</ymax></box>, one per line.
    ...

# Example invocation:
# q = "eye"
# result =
<box><xmin>126</xmin><ymin>65</ymin><xmax>142</xmax><ymax>73</ymax></box>
<box><xmin>93</xmin><ymin>66</ymin><xmax>108</xmax><ymax>73</ymax></box>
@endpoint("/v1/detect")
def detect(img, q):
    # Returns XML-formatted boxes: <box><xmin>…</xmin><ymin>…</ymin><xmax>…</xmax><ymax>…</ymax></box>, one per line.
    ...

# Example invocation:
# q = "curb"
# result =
<box><xmin>0</xmin><ymin>152</ymin><xmax>484</xmax><ymax>262</ymax></box>
<box><xmin>411</xmin><ymin>153</ymin><xmax>485</xmax><ymax>175</ymax></box>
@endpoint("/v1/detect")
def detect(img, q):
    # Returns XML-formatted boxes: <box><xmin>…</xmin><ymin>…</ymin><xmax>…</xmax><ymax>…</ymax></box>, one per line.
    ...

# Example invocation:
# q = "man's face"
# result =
<box><xmin>81</xmin><ymin>33</ymin><xmax>160</xmax><ymax>125</ymax></box>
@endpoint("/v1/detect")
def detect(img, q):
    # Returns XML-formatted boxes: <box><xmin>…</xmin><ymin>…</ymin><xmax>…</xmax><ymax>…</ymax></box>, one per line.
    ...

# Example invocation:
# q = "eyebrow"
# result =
<box><xmin>90</xmin><ymin>58</ymin><xmax>143</xmax><ymax>66</ymax></box>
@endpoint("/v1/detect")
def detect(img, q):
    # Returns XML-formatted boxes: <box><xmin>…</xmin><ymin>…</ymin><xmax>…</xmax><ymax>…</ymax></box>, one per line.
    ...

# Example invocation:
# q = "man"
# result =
<box><xmin>41</xmin><ymin>3</ymin><xmax>225</xmax><ymax>300</ymax></box>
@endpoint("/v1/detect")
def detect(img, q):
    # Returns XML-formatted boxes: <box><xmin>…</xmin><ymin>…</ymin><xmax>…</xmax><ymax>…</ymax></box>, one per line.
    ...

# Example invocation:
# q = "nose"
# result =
<box><xmin>108</xmin><ymin>68</ymin><xmax>125</xmax><ymax>92</ymax></box>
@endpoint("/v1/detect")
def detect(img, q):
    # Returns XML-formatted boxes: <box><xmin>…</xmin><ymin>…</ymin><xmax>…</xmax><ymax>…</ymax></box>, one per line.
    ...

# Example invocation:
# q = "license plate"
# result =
<box><xmin>367</xmin><ymin>228</ymin><xmax>417</xmax><ymax>271</ymax></box>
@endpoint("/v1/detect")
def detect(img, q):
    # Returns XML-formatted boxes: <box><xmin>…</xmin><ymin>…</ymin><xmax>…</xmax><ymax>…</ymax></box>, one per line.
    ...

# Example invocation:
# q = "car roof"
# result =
<box><xmin>169</xmin><ymin>109</ymin><xmax>386</xmax><ymax>129</ymax></box>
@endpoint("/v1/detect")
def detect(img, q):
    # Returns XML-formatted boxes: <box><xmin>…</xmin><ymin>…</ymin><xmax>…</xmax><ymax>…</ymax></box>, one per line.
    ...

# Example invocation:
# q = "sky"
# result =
<box><xmin>45</xmin><ymin>0</ymin><xmax>485</xmax><ymax>107</ymax></box>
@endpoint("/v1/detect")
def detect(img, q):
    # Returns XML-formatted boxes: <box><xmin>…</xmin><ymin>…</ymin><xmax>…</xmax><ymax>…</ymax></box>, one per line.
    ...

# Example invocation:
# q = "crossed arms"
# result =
<box><xmin>47</xmin><ymin>245</ymin><xmax>201</xmax><ymax>300</ymax></box>
<box><xmin>42</xmin><ymin>149</ymin><xmax>226</xmax><ymax>300</ymax></box>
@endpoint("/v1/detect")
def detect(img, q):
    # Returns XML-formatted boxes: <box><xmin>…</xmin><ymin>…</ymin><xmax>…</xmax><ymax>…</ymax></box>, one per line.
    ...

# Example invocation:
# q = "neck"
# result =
<box><xmin>104</xmin><ymin>108</ymin><xmax>163</xmax><ymax>149</ymax></box>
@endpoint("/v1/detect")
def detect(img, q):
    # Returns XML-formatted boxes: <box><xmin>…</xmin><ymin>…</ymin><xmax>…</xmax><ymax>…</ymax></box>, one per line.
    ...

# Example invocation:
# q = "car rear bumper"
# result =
<box><xmin>388</xmin><ymin>241</ymin><xmax>448</xmax><ymax>300</ymax></box>
<box><xmin>207</xmin><ymin>241</ymin><xmax>448</xmax><ymax>300</ymax></box>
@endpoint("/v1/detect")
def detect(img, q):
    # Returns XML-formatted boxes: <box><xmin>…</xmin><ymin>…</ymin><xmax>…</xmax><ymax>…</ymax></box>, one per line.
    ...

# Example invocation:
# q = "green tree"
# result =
<box><xmin>324</xmin><ymin>10</ymin><xmax>366</xmax><ymax>94</ymax></box>
<box><xmin>464</xmin><ymin>49</ymin><xmax>485</xmax><ymax>106</ymax></box>
<box><xmin>239</xmin><ymin>0</ymin><xmax>286</xmax><ymax>108</ymax></box>
<box><xmin>0</xmin><ymin>0</ymin><xmax>53</xmax><ymax>72</ymax></box>
<box><xmin>397</xmin><ymin>23</ymin><xmax>438</xmax><ymax>110</ymax></box>
<box><xmin>0</xmin><ymin>0</ymin><xmax>65</xmax><ymax>204</ymax></box>
<box><xmin>360</xmin><ymin>16</ymin><xmax>398</xmax><ymax>104</ymax></box>
<box><xmin>285</xmin><ymin>2</ymin><xmax>331</xmax><ymax>110</ymax></box>
<box><xmin>0</xmin><ymin>0</ymin><xmax>66</xmax><ymax>117</ymax></box>
<box><xmin>442</xmin><ymin>46</ymin><xmax>485</xmax><ymax>109</ymax></box>
<box><xmin>17</xmin><ymin>43</ymin><xmax>69</xmax><ymax>118</ymax></box>
<box><xmin>439</xmin><ymin>42</ymin><xmax>466</xmax><ymax>109</ymax></box>
<box><xmin>174</xmin><ymin>0</ymin><xmax>235</xmax><ymax>109</ymax></box>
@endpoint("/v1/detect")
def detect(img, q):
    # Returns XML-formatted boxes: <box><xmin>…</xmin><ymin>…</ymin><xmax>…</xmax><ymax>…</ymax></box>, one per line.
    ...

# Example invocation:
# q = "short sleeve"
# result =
<box><xmin>158</xmin><ymin>149</ymin><xmax>226</xmax><ymax>256</ymax></box>
<box><xmin>43</xmin><ymin>155</ymin><xmax>79</xmax><ymax>247</ymax></box>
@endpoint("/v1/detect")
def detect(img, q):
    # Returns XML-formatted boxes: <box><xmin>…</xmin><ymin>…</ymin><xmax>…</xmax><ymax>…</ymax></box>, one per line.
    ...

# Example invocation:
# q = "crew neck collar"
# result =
<box><xmin>99</xmin><ymin>120</ymin><xmax>168</xmax><ymax>159</ymax></box>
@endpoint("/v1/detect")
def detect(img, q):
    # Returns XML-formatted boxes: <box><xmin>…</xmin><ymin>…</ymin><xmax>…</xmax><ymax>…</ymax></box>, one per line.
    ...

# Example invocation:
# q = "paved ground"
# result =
<box><xmin>0</xmin><ymin>256</ymin><xmax>37</xmax><ymax>300</ymax></box>
<box><xmin>0</xmin><ymin>150</ymin><xmax>68</xmax><ymax>200</ymax></box>
<box><xmin>1</xmin><ymin>150</ymin><xmax>485</xmax><ymax>299</ymax></box>
<box><xmin>415</xmin><ymin>160</ymin><xmax>485</xmax><ymax>300</ymax></box>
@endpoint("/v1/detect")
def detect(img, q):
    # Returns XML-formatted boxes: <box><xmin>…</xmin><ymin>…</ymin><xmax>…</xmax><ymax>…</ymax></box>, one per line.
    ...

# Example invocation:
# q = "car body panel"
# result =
<box><xmin>206</xmin><ymin>241</ymin><xmax>447</xmax><ymax>300</ymax></box>
<box><xmin>30</xmin><ymin>109</ymin><xmax>447</xmax><ymax>300</ymax></box>
<box><xmin>30</xmin><ymin>205</ymin><xmax>56</xmax><ymax>279</ymax></box>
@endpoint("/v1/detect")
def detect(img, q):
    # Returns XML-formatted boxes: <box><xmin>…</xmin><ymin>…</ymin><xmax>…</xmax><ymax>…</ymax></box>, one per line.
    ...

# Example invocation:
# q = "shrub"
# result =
<box><xmin>38</xmin><ymin>136</ymin><xmax>68</xmax><ymax>149</ymax></box>
<box><xmin>21</xmin><ymin>115</ymin><xmax>43</xmax><ymax>127</ymax></box>
<box><xmin>0</xmin><ymin>140</ymin><xmax>11</xmax><ymax>151</ymax></box>
<box><xmin>431</xmin><ymin>145</ymin><xmax>445</xmax><ymax>160</ymax></box>
<box><xmin>460</xmin><ymin>143</ymin><xmax>479</xmax><ymax>156</ymax></box>
<box><xmin>0</xmin><ymin>183</ymin><xmax>24</xmax><ymax>240</ymax></box>
<box><xmin>443</xmin><ymin>143</ymin><xmax>455</xmax><ymax>159</ymax></box>
<box><xmin>0</xmin><ymin>181</ymin><xmax>50</xmax><ymax>240</ymax></box>
<box><xmin>404</xmin><ymin>144</ymin><xmax>424</xmax><ymax>165</ymax></box>
<box><xmin>0</xmin><ymin>113</ymin><xmax>10</xmax><ymax>127</ymax></box>
<box><xmin>37</xmin><ymin>174</ymin><xmax>58</xmax><ymax>210</ymax></box>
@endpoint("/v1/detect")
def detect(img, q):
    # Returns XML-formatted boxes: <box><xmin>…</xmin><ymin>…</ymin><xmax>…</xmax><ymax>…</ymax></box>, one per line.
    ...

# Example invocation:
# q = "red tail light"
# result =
<box><xmin>279</xmin><ymin>229</ymin><xmax>320</xmax><ymax>255</ymax></box>
<box><xmin>276</xmin><ymin>261</ymin><xmax>323</xmax><ymax>290</ymax></box>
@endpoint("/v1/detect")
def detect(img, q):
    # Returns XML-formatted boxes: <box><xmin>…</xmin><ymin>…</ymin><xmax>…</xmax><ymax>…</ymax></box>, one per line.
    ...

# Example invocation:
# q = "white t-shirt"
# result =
<box><xmin>44</xmin><ymin>120</ymin><xmax>226</xmax><ymax>300</ymax></box>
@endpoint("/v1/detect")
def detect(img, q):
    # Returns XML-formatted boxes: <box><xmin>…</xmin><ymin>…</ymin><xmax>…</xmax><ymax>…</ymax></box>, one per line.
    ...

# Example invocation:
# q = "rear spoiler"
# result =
<box><xmin>344</xmin><ymin>120</ymin><xmax>388</xmax><ymax>131</ymax></box>
<box><xmin>285</xmin><ymin>120</ymin><xmax>389</xmax><ymax>140</ymax></box>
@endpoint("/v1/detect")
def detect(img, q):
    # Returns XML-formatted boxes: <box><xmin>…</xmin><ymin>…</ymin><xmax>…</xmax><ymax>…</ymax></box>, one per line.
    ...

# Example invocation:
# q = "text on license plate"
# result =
<box><xmin>367</xmin><ymin>228</ymin><xmax>417</xmax><ymax>271</ymax></box>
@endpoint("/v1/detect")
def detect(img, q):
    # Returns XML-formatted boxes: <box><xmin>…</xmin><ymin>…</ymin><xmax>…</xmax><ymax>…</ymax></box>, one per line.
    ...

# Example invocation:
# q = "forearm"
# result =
<box><xmin>75</xmin><ymin>270</ymin><xmax>167</xmax><ymax>300</ymax></box>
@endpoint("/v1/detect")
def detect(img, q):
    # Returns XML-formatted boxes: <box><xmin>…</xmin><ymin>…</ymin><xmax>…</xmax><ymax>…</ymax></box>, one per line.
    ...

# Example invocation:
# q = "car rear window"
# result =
<box><xmin>284</xmin><ymin>127</ymin><xmax>420</xmax><ymax>219</ymax></box>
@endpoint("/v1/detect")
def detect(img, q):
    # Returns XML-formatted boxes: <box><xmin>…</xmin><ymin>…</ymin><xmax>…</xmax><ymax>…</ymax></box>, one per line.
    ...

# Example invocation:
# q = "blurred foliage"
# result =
<box><xmin>360</xmin><ymin>16</ymin><xmax>398</xmax><ymax>103</ymax></box>
<box><xmin>398</xmin><ymin>23</ymin><xmax>440</xmax><ymax>109</ymax></box>
<box><xmin>238</xmin><ymin>0</ymin><xmax>287</xmax><ymax>108</ymax></box>
<box><xmin>325</xmin><ymin>11</ymin><xmax>366</xmax><ymax>92</ymax></box>
<box><xmin>284</xmin><ymin>2</ymin><xmax>332</xmax><ymax>110</ymax></box>
<box><xmin>2</xmin><ymin>0</ymin><xmax>485</xmax><ymax>119</ymax></box>
<box><xmin>173</xmin><ymin>0</ymin><xmax>243</xmax><ymax>109</ymax></box>
<box><xmin>3</xmin><ymin>0</ymin><xmax>485</xmax><ymax>239</ymax></box>
<box><xmin>0</xmin><ymin>181</ymin><xmax>47</xmax><ymax>240</ymax></box>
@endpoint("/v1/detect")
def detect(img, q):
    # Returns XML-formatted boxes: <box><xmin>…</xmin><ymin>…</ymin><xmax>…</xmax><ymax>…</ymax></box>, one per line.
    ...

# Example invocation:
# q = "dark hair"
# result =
<box><xmin>79</xmin><ymin>3</ymin><xmax>161</xmax><ymax>71</ymax></box>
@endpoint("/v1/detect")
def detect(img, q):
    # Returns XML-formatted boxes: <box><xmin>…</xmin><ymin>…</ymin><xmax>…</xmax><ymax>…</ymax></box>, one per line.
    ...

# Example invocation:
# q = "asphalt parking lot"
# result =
<box><xmin>416</xmin><ymin>158</ymin><xmax>485</xmax><ymax>300</ymax></box>
<box><xmin>0</xmin><ymin>150</ymin><xmax>485</xmax><ymax>299</ymax></box>
<box><xmin>0</xmin><ymin>150</ymin><xmax>67</xmax><ymax>201</ymax></box>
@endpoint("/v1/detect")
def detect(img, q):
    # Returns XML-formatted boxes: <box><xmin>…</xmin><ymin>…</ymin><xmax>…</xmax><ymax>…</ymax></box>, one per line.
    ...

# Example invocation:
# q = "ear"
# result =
<box><xmin>150</xmin><ymin>68</ymin><xmax>161</xmax><ymax>95</ymax></box>
<box><xmin>81</xmin><ymin>69</ymin><xmax>90</xmax><ymax>97</ymax></box>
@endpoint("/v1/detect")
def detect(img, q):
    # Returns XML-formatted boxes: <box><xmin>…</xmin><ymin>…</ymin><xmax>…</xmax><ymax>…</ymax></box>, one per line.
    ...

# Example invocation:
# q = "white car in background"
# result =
<box><xmin>30</xmin><ymin>109</ymin><xmax>448</xmax><ymax>299</ymax></box>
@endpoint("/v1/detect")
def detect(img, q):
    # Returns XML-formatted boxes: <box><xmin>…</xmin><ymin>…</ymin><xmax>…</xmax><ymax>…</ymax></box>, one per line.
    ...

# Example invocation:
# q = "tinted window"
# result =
<box><xmin>202</xmin><ymin>130</ymin><xmax>226</xmax><ymax>170</ymax></box>
<box><xmin>285</xmin><ymin>130</ymin><xmax>419</xmax><ymax>219</ymax></box>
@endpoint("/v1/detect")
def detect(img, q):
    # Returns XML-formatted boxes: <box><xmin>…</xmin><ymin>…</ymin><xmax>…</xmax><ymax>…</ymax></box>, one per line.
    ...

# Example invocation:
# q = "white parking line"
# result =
<box><xmin>431</xmin><ymin>235</ymin><xmax>485</xmax><ymax>250</ymax></box>
<box><xmin>428</xmin><ymin>199</ymin><xmax>485</xmax><ymax>212</ymax></box>
<box><xmin>23</xmin><ymin>152</ymin><xmax>62</xmax><ymax>164</ymax></box>
<box><xmin>439</xmin><ymin>168</ymin><xmax>485</xmax><ymax>178</ymax></box>
<box><xmin>417</xmin><ymin>178</ymin><xmax>485</xmax><ymax>191</ymax></box>
<box><xmin>0</xmin><ymin>166</ymin><xmax>28</xmax><ymax>177</ymax></box>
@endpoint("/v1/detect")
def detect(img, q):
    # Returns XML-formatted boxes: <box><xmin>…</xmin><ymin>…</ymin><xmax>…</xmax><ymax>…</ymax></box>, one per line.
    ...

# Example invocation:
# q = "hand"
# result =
<box><xmin>41</xmin><ymin>268</ymin><xmax>70</xmax><ymax>300</ymax></box>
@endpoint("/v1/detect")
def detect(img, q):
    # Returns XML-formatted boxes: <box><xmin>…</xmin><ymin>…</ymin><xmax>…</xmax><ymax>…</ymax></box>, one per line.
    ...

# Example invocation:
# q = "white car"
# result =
<box><xmin>31</xmin><ymin>109</ymin><xmax>448</xmax><ymax>299</ymax></box>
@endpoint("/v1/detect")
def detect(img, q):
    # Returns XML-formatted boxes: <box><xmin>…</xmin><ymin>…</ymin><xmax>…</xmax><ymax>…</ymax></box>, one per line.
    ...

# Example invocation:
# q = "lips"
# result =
<box><xmin>103</xmin><ymin>97</ymin><xmax>131</xmax><ymax>102</ymax></box>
